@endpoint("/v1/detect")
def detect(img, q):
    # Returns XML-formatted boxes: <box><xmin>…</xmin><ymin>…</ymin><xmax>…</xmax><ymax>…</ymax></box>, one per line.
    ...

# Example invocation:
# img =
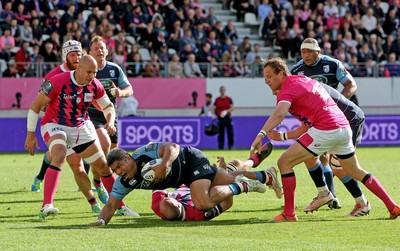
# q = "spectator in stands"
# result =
<box><xmin>193</xmin><ymin>6</ymin><xmax>207</xmax><ymax>25</ymax></box>
<box><xmin>246</xmin><ymin>43</ymin><xmax>263</xmax><ymax>65</ymax></box>
<box><xmin>139</xmin><ymin>0</ymin><xmax>155</xmax><ymax>23</ymax></box>
<box><xmin>14</xmin><ymin>3</ymin><xmax>31</xmax><ymax>25</ymax></box>
<box><xmin>382</xmin><ymin>34</ymin><xmax>397</xmax><ymax>59</ymax></box>
<box><xmin>206</xmin><ymin>7</ymin><xmax>218</xmax><ymax>27</ymax></box>
<box><xmin>383</xmin><ymin>8</ymin><xmax>398</xmax><ymax>37</ymax></box>
<box><xmin>193</xmin><ymin>21</ymin><xmax>207</xmax><ymax>47</ymax></box>
<box><xmin>126</xmin><ymin>52</ymin><xmax>144</xmax><ymax>77</ymax></box>
<box><xmin>276</xmin><ymin>20</ymin><xmax>291</xmax><ymax>58</ymax></box>
<box><xmin>299</xmin><ymin>1</ymin><xmax>312</xmax><ymax>24</ymax></box>
<box><xmin>222</xmin><ymin>44</ymin><xmax>241</xmax><ymax>63</ymax></box>
<box><xmin>9</xmin><ymin>19</ymin><xmax>21</xmax><ymax>46</ymax></box>
<box><xmin>223</xmin><ymin>20</ymin><xmax>239</xmax><ymax>45</ymax></box>
<box><xmin>233</xmin><ymin>0</ymin><xmax>255</xmax><ymax>22</ymax></box>
<box><xmin>258</xmin><ymin>0</ymin><xmax>273</xmax><ymax>21</ymax></box>
<box><xmin>321</xmin><ymin>41</ymin><xmax>333</xmax><ymax>57</ymax></box>
<box><xmin>149</xmin><ymin>54</ymin><xmax>162</xmax><ymax>77</ymax></box>
<box><xmin>84</xmin><ymin>18</ymin><xmax>99</xmax><ymax>38</ymax></box>
<box><xmin>143</xmin><ymin>62</ymin><xmax>157</xmax><ymax>78</ymax></box>
<box><xmin>125</xmin><ymin>5</ymin><xmax>147</xmax><ymax>38</ymax></box>
<box><xmin>167</xmin><ymin>20</ymin><xmax>183</xmax><ymax>51</ymax></box>
<box><xmin>212</xmin><ymin>21</ymin><xmax>226</xmax><ymax>42</ymax></box>
<box><xmin>41</xmin><ymin>41</ymin><xmax>58</xmax><ymax>73</ymax></box>
<box><xmin>368</xmin><ymin>34</ymin><xmax>384</xmax><ymax>61</ymax></box>
<box><xmin>43</xmin><ymin>9</ymin><xmax>59</xmax><ymax>35</ymax></box>
<box><xmin>60</xmin><ymin>5</ymin><xmax>76</xmax><ymax>37</ymax></box>
<box><xmin>40</xmin><ymin>0</ymin><xmax>57</xmax><ymax>16</ymax></box>
<box><xmin>110</xmin><ymin>0</ymin><xmax>126</xmax><ymax>25</ymax></box>
<box><xmin>31</xmin><ymin>17</ymin><xmax>43</xmax><ymax>47</ymax></box>
<box><xmin>2</xmin><ymin>59</ymin><xmax>19</xmax><ymax>77</ymax></box>
<box><xmin>384</xmin><ymin>52</ymin><xmax>400</xmax><ymax>77</ymax></box>
<box><xmin>158</xmin><ymin>44</ymin><xmax>170</xmax><ymax>63</ymax></box>
<box><xmin>206</xmin><ymin>30</ymin><xmax>221</xmax><ymax>61</ymax></box>
<box><xmin>183</xmin><ymin>53</ymin><xmax>204</xmax><ymax>78</ymax></box>
<box><xmin>262</xmin><ymin>11</ymin><xmax>278</xmax><ymax>47</ymax></box>
<box><xmin>86</xmin><ymin>7</ymin><xmax>101</xmax><ymax>27</ymax></box>
<box><xmin>179</xmin><ymin>42</ymin><xmax>193</xmax><ymax>63</ymax></box>
<box><xmin>42</xmin><ymin>31</ymin><xmax>61</xmax><ymax>56</ymax></box>
<box><xmin>223</xmin><ymin>58</ymin><xmax>238</xmax><ymax>77</ymax></box>
<box><xmin>112</xmin><ymin>43</ymin><xmax>127</xmax><ymax>66</ymax></box>
<box><xmin>358</xmin><ymin>43</ymin><xmax>374</xmax><ymax>63</ymax></box>
<box><xmin>15</xmin><ymin>40</ymin><xmax>31</xmax><ymax>76</ymax></box>
<box><xmin>152</xmin><ymin>30</ymin><xmax>168</xmax><ymax>54</ymax></box>
<box><xmin>196</xmin><ymin>42</ymin><xmax>213</xmax><ymax>74</ymax></box>
<box><xmin>234</xmin><ymin>59</ymin><xmax>251</xmax><ymax>77</ymax></box>
<box><xmin>168</xmin><ymin>54</ymin><xmax>184</xmax><ymax>78</ymax></box>
<box><xmin>0</xmin><ymin>2</ymin><xmax>14</xmax><ymax>29</ymax></box>
<box><xmin>179</xmin><ymin>28</ymin><xmax>197</xmax><ymax>53</ymax></box>
<box><xmin>361</xmin><ymin>7</ymin><xmax>377</xmax><ymax>36</ymax></box>
<box><xmin>19</xmin><ymin>19</ymin><xmax>33</xmax><ymax>45</ymax></box>
<box><xmin>237</xmin><ymin>36</ymin><xmax>252</xmax><ymax>60</ymax></box>
<box><xmin>0</xmin><ymin>27</ymin><xmax>15</xmax><ymax>61</ymax></box>
<box><xmin>342</xmin><ymin>31</ymin><xmax>358</xmax><ymax>51</ymax></box>
<box><xmin>359</xmin><ymin>58</ymin><xmax>376</xmax><ymax>77</ymax></box>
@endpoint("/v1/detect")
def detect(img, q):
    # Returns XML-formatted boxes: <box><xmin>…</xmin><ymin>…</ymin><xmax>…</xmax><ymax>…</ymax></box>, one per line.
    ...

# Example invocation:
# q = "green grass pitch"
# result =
<box><xmin>0</xmin><ymin>147</ymin><xmax>399</xmax><ymax>250</ymax></box>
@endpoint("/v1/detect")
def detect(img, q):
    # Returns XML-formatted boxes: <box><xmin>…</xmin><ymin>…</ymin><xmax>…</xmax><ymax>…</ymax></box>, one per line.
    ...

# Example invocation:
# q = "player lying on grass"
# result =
<box><xmin>90</xmin><ymin>141</ymin><xmax>281</xmax><ymax>226</ymax></box>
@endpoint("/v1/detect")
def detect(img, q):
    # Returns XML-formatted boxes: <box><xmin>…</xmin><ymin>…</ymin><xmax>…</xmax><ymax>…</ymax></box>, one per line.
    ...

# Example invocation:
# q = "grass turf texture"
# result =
<box><xmin>0</xmin><ymin>147</ymin><xmax>399</xmax><ymax>250</ymax></box>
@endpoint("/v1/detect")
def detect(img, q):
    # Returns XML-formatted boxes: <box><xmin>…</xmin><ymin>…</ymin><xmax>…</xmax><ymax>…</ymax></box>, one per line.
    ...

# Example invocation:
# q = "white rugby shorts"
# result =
<box><xmin>298</xmin><ymin>126</ymin><xmax>355</xmax><ymax>156</ymax></box>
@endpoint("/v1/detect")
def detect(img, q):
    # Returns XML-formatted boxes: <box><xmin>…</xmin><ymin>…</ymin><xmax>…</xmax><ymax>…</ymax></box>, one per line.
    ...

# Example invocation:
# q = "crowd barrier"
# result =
<box><xmin>1</xmin><ymin>115</ymin><xmax>399</xmax><ymax>152</ymax></box>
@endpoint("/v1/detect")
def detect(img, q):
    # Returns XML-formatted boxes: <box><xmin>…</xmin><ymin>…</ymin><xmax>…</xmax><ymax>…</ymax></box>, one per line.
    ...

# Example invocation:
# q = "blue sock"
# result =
<box><xmin>323</xmin><ymin>165</ymin><xmax>336</xmax><ymax>197</ymax></box>
<box><xmin>255</xmin><ymin>171</ymin><xmax>267</xmax><ymax>183</ymax></box>
<box><xmin>340</xmin><ymin>175</ymin><xmax>362</xmax><ymax>198</ymax></box>
<box><xmin>308</xmin><ymin>161</ymin><xmax>326</xmax><ymax>188</ymax></box>
<box><xmin>37</xmin><ymin>154</ymin><xmax>51</xmax><ymax>180</ymax></box>
<box><xmin>229</xmin><ymin>183</ymin><xmax>241</xmax><ymax>195</ymax></box>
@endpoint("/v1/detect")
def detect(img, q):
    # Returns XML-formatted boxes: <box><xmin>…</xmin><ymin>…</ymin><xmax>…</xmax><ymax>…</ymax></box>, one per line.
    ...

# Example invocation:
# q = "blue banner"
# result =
<box><xmin>1</xmin><ymin>115</ymin><xmax>400</xmax><ymax>152</ymax></box>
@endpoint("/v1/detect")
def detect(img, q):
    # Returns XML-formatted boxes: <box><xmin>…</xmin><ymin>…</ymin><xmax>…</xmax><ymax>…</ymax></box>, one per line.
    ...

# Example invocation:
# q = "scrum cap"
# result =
<box><xmin>300</xmin><ymin>38</ymin><xmax>321</xmax><ymax>51</ymax></box>
<box><xmin>62</xmin><ymin>40</ymin><xmax>82</xmax><ymax>62</ymax></box>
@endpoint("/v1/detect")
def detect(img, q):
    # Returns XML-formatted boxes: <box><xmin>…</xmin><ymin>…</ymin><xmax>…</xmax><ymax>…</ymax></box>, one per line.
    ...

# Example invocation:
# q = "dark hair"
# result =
<box><xmin>106</xmin><ymin>148</ymin><xmax>128</xmax><ymax>167</ymax></box>
<box><xmin>206</xmin><ymin>93</ymin><xmax>212</xmax><ymax>98</ymax></box>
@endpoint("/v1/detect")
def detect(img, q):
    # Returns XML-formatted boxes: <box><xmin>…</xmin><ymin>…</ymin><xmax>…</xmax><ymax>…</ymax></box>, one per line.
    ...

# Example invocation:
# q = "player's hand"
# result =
<box><xmin>249</xmin><ymin>135</ymin><xmax>263</xmax><ymax>158</ymax></box>
<box><xmin>25</xmin><ymin>132</ymin><xmax>40</xmax><ymax>156</ymax></box>
<box><xmin>89</xmin><ymin>219</ymin><xmax>105</xmax><ymax>227</ymax></box>
<box><xmin>267</xmin><ymin>130</ymin><xmax>282</xmax><ymax>141</ymax></box>
<box><xmin>151</xmin><ymin>165</ymin><xmax>167</xmax><ymax>183</ymax></box>
<box><xmin>104</xmin><ymin>123</ymin><xmax>116</xmax><ymax>136</ymax></box>
<box><xmin>109</xmin><ymin>83</ymin><xmax>120</xmax><ymax>97</ymax></box>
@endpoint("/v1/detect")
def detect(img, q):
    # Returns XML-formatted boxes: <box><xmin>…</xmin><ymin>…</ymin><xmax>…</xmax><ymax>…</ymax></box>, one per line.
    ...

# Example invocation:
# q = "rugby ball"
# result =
<box><xmin>141</xmin><ymin>158</ymin><xmax>172</xmax><ymax>182</ymax></box>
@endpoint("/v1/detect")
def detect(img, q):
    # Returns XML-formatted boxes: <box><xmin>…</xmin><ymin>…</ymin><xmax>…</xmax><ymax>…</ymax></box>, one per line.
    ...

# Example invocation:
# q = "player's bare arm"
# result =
<box><xmin>110</xmin><ymin>82</ymin><xmax>133</xmax><ymax>98</ymax></box>
<box><xmin>341</xmin><ymin>79</ymin><xmax>357</xmax><ymax>99</ymax></box>
<box><xmin>152</xmin><ymin>142</ymin><xmax>180</xmax><ymax>182</ymax></box>
<box><xmin>250</xmin><ymin>102</ymin><xmax>289</xmax><ymax>156</ymax></box>
<box><xmin>25</xmin><ymin>92</ymin><xmax>52</xmax><ymax>155</ymax></box>
<box><xmin>267</xmin><ymin>124</ymin><xmax>308</xmax><ymax>141</ymax></box>
<box><xmin>90</xmin><ymin>196</ymin><xmax>120</xmax><ymax>226</ymax></box>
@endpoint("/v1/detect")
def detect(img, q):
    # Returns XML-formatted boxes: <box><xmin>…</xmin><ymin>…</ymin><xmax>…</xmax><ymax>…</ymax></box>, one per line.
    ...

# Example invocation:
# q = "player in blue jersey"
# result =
<box><xmin>268</xmin><ymin>82</ymin><xmax>371</xmax><ymax>216</ymax></box>
<box><xmin>90</xmin><ymin>141</ymin><xmax>281</xmax><ymax>226</ymax></box>
<box><xmin>88</xmin><ymin>35</ymin><xmax>133</xmax><ymax>153</ymax></box>
<box><xmin>289</xmin><ymin>38</ymin><xmax>358</xmax><ymax>210</ymax></box>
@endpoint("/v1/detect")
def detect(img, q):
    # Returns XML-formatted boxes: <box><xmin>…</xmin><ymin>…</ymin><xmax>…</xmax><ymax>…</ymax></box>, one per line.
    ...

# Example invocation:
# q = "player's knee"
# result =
<box><xmin>159</xmin><ymin>198</ymin><xmax>181</xmax><ymax>220</ymax></box>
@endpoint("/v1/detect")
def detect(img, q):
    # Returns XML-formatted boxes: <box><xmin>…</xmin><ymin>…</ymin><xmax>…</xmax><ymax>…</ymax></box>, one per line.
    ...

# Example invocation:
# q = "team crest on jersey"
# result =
<box><xmin>109</xmin><ymin>69</ymin><xmax>115</xmax><ymax>78</ymax></box>
<box><xmin>84</xmin><ymin>93</ymin><xmax>93</xmax><ymax>102</ymax></box>
<box><xmin>76</xmin><ymin>97</ymin><xmax>81</xmax><ymax>103</ymax></box>
<box><xmin>323</xmin><ymin>65</ymin><xmax>330</xmax><ymax>73</ymax></box>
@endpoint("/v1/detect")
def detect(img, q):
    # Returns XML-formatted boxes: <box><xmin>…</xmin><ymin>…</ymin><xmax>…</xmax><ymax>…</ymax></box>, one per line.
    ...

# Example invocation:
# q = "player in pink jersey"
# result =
<box><xmin>24</xmin><ymin>55</ymin><xmax>132</xmax><ymax>219</ymax></box>
<box><xmin>250</xmin><ymin>57</ymin><xmax>400</xmax><ymax>222</ymax></box>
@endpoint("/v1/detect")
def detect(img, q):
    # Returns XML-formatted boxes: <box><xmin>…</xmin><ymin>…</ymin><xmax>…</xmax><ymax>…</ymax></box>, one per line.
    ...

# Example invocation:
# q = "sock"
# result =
<box><xmin>37</xmin><ymin>154</ymin><xmax>51</xmax><ymax>180</ymax></box>
<box><xmin>340</xmin><ymin>175</ymin><xmax>362</xmax><ymax>198</ymax></box>
<box><xmin>42</xmin><ymin>165</ymin><xmax>61</xmax><ymax>207</ymax></box>
<box><xmin>228</xmin><ymin>182</ymin><xmax>247</xmax><ymax>195</ymax></box>
<box><xmin>308</xmin><ymin>161</ymin><xmax>327</xmax><ymax>188</ymax></box>
<box><xmin>88</xmin><ymin>197</ymin><xmax>97</xmax><ymax>205</ymax></box>
<box><xmin>93</xmin><ymin>179</ymin><xmax>101</xmax><ymax>186</ymax></box>
<box><xmin>281</xmin><ymin>172</ymin><xmax>296</xmax><ymax>217</ymax></box>
<box><xmin>255</xmin><ymin>171</ymin><xmax>267</xmax><ymax>184</ymax></box>
<box><xmin>323</xmin><ymin>165</ymin><xmax>336</xmax><ymax>197</ymax></box>
<box><xmin>362</xmin><ymin>173</ymin><xmax>397</xmax><ymax>211</ymax></box>
<box><xmin>101</xmin><ymin>174</ymin><xmax>125</xmax><ymax>208</ymax></box>
<box><xmin>354</xmin><ymin>194</ymin><xmax>367</xmax><ymax>206</ymax></box>
<box><xmin>83</xmin><ymin>160</ymin><xmax>90</xmax><ymax>175</ymax></box>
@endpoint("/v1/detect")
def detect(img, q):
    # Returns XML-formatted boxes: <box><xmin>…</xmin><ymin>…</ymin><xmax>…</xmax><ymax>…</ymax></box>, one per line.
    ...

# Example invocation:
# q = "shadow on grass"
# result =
<box><xmin>0</xmin><ymin>197</ymin><xmax>81</xmax><ymax>205</ymax></box>
<box><xmin>0</xmin><ymin>191</ymin><xmax>28</xmax><ymax>195</ymax></box>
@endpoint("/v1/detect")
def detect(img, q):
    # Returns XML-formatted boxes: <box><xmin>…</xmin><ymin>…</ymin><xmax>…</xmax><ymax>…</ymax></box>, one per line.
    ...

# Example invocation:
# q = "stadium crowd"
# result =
<box><xmin>1</xmin><ymin>0</ymin><xmax>400</xmax><ymax>78</ymax></box>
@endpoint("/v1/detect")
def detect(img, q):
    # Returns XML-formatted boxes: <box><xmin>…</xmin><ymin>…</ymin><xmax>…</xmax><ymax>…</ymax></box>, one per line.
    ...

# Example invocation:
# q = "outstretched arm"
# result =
<box><xmin>89</xmin><ymin>195</ymin><xmax>120</xmax><ymax>226</ymax></box>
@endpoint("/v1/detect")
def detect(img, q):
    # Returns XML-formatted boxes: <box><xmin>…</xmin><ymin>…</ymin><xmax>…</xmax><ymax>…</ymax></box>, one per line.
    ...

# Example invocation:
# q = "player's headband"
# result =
<box><xmin>300</xmin><ymin>40</ymin><xmax>321</xmax><ymax>51</ymax></box>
